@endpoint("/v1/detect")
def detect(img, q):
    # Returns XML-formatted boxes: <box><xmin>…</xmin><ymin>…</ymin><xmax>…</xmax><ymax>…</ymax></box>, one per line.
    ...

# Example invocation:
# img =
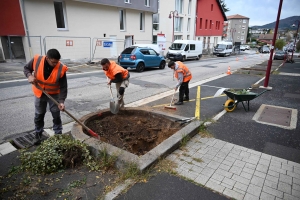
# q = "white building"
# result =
<box><xmin>0</xmin><ymin>0</ymin><xmax>158</xmax><ymax>62</ymax></box>
<box><xmin>152</xmin><ymin>0</ymin><xmax>197</xmax><ymax>49</ymax></box>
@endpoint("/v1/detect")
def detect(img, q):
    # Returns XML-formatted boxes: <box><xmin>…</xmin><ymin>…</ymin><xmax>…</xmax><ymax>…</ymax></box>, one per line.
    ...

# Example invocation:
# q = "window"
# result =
<box><xmin>243</xmin><ymin>19</ymin><xmax>247</xmax><ymax>23</ymax></box>
<box><xmin>145</xmin><ymin>0</ymin><xmax>150</xmax><ymax>7</ymax></box>
<box><xmin>175</xmin><ymin>17</ymin><xmax>183</xmax><ymax>32</ymax></box>
<box><xmin>205</xmin><ymin>19</ymin><xmax>208</xmax><ymax>29</ymax></box>
<box><xmin>175</xmin><ymin>0</ymin><xmax>183</xmax><ymax>14</ymax></box>
<box><xmin>200</xmin><ymin>18</ymin><xmax>202</xmax><ymax>29</ymax></box>
<box><xmin>54</xmin><ymin>1</ymin><xmax>67</xmax><ymax>30</ymax></box>
<box><xmin>174</xmin><ymin>35</ymin><xmax>182</xmax><ymax>40</ymax></box>
<box><xmin>188</xmin><ymin>0</ymin><xmax>191</xmax><ymax>15</ymax></box>
<box><xmin>140</xmin><ymin>13</ymin><xmax>144</xmax><ymax>31</ymax></box>
<box><xmin>152</xmin><ymin>35</ymin><xmax>157</xmax><ymax>44</ymax></box>
<box><xmin>198</xmin><ymin>37</ymin><xmax>201</xmax><ymax>41</ymax></box>
<box><xmin>242</xmin><ymin>25</ymin><xmax>245</xmax><ymax>29</ymax></box>
<box><xmin>239</xmin><ymin>19</ymin><xmax>242</xmax><ymax>22</ymax></box>
<box><xmin>120</xmin><ymin>10</ymin><xmax>126</xmax><ymax>31</ymax></box>
<box><xmin>187</xmin><ymin>18</ymin><xmax>190</xmax><ymax>32</ymax></box>
<box><xmin>241</xmin><ymin>31</ymin><xmax>245</xmax><ymax>35</ymax></box>
<box><xmin>241</xmin><ymin>36</ymin><xmax>244</xmax><ymax>40</ymax></box>
<box><xmin>211</xmin><ymin>4</ymin><xmax>213</xmax><ymax>11</ymax></box>
<box><xmin>149</xmin><ymin>49</ymin><xmax>157</xmax><ymax>55</ymax></box>
<box><xmin>237</xmin><ymin>36</ymin><xmax>240</xmax><ymax>39</ymax></box>
<box><xmin>124</xmin><ymin>0</ymin><xmax>130</xmax><ymax>3</ymax></box>
<box><xmin>190</xmin><ymin>44</ymin><xmax>195</xmax><ymax>50</ymax></box>
<box><xmin>215</xmin><ymin>21</ymin><xmax>218</xmax><ymax>29</ymax></box>
<box><xmin>153</xmin><ymin>14</ymin><xmax>159</xmax><ymax>31</ymax></box>
<box><xmin>140</xmin><ymin>49</ymin><xmax>150</xmax><ymax>55</ymax></box>
<box><xmin>187</xmin><ymin>35</ymin><xmax>190</xmax><ymax>40</ymax></box>
<box><xmin>210</xmin><ymin>20</ymin><xmax>212</xmax><ymax>29</ymax></box>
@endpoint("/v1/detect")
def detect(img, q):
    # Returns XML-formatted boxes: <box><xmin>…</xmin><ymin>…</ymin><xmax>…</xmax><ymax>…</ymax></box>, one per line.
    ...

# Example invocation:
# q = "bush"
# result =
<box><xmin>20</xmin><ymin>135</ymin><xmax>93</xmax><ymax>174</ymax></box>
<box><xmin>275</xmin><ymin>39</ymin><xmax>286</xmax><ymax>50</ymax></box>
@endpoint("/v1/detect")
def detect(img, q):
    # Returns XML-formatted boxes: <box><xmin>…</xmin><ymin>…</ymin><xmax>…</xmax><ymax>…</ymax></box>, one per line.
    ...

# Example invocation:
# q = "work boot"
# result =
<box><xmin>175</xmin><ymin>101</ymin><xmax>183</xmax><ymax>105</ymax></box>
<box><xmin>183</xmin><ymin>97</ymin><xmax>189</xmax><ymax>101</ymax></box>
<box><xmin>33</xmin><ymin>132</ymin><xmax>42</xmax><ymax>145</ymax></box>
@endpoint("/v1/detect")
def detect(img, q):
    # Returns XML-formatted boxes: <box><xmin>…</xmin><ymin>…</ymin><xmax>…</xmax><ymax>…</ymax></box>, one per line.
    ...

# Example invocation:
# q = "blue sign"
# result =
<box><xmin>103</xmin><ymin>41</ymin><xmax>113</xmax><ymax>48</ymax></box>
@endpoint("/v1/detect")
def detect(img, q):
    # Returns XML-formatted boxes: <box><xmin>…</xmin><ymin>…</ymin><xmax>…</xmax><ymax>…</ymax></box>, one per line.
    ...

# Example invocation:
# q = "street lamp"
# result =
<box><xmin>291</xmin><ymin>20</ymin><xmax>300</xmax><ymax>60</ymax></box>
<box><xmin>169</xmin><ymin>10</ymin><xmax>179</xmax><ymax>42</ymax></box>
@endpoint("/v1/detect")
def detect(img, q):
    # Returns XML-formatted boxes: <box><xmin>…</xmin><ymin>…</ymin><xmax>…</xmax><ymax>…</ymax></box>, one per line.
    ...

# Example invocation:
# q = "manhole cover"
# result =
<box><xmin>252</xmin><ymin>104</ymin><xmax>297</xmax><ymax>129</ymax></box>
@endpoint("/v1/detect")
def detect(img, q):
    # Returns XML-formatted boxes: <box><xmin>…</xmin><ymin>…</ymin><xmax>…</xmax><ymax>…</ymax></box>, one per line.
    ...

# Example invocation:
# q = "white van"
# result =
<box><xmin>167</xmin><ymin>40</ymin><xmax>203</xmax><ymax>61</ymax></box>
<box><xmin>213</xmin><ymin>41</ymin><xmax>233</xmax><ymax>57</ymax></box>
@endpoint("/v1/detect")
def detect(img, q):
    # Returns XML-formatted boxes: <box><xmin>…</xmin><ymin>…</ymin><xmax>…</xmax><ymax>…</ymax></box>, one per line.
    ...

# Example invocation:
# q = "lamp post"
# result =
<box><xmin>169</xmin><ymin>10</ymin><xmax>179</xmax><ymax>42</ymax></box>
<box><xmin>291</xmin><ymin>20</ymin><xmax>300</xmax><ymax>60</ymax></box>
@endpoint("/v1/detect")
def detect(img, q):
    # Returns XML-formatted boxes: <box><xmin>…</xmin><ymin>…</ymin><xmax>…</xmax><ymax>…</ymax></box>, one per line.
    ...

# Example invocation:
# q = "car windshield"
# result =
<box><xmin>121</xmin><ymin>47</ymin><xmax>135</xmax><ymax>54</ymax></box>
<box><xmin>169</xmin><ymin>43</ymin><xmax>185</xmax><ymax>50</ymax></box>
<box><xmin>216</xmin><ymin>44</ymin><xmax>226</xmax><ymax>49</ymax></box>
<box><xmin>276</xmin><ymin>51</ymin><xmax>284</xmax><ymax>54</ymax></box>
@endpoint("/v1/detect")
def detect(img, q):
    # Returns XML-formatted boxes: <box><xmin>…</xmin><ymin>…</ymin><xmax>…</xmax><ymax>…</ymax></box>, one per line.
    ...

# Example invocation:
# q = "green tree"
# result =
<box><xmin>275</xmin><ymin>39</ymin><xmax>286</xmax><ymax>50</ymax></box>
<box><xmin>219</xmin><ymin>0</ymin><xmax>230</xmax><ymax>12</ymax></box>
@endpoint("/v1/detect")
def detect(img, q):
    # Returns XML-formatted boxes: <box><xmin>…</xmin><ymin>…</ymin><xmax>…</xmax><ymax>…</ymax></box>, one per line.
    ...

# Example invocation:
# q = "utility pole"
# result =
<box><xmin>263</xmin><ymin>0</ymin><xmax>283</xmax><ymax>88</ymax></box>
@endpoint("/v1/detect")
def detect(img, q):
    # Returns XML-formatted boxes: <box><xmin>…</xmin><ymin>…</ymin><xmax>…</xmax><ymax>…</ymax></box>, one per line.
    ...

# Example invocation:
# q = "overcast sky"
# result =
<box><xmin>225</xmin><ymin>0</ymin><xmax>300</xmax><ymax>26</ymax></box>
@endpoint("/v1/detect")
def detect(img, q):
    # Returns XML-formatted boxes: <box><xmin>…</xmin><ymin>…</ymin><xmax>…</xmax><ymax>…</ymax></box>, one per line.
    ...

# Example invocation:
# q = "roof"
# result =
<box><xmin>227</xmin><ymin>14</ymin><xmax>250</xmax><ymax>19</ymax></box>
<box><xmin>216</xmin><ymin>0</ymin><xmax>227</xmax><ymax>21</ymax></box>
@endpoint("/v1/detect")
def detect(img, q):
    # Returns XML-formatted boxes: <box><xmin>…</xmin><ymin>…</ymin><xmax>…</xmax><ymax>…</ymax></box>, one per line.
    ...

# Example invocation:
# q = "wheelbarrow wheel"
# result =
<box><xmin>224</xmin><ymin>99</ymin><xmax>236</xmax><ymax>112</ymax></box>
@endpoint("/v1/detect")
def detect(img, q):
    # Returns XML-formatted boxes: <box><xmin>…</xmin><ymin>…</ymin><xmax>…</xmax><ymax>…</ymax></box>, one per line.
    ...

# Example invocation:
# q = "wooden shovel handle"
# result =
<box><xmin>34</xmin><ymin>84</ymin><xmax>99</xmax><ymax>139</ymax></box>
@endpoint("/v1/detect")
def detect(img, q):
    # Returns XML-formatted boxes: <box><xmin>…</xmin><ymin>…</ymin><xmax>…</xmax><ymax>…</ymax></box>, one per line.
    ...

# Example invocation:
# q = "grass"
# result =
<box><xmin>198</xmin><ymin>120</ymin><xmax>214</xmax><ymax>138</ymax></box>
<box><xmin>192</xmin><ymin>158</ymin><xmax>203</xmax><ymax>163</ymax></box>
<box><xmin>272</xmin><ymin>70</ymin><xmax>280</xmax><ymax>75</ymax></box>
<box><xmin>180</xmin><ymin>135</ymin><xmax>190</xmax><ymax>148</ymax></box>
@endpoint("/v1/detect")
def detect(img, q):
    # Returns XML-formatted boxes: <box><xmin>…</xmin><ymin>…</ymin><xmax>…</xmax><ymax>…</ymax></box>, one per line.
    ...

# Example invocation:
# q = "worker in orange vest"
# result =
<box><xmin>23</xmin><ymin>49</ymin><xmax>68</xmax><ymax>145</ymax></box>
<box><xmin>168</xmin><ymin>61</ymin><xmax>192</xmax><ymax>105</ymax></box>
<box><xmin>101</xmin><ymin>58</ymin><xmax>130</xmax><ymax>108</ymax></box>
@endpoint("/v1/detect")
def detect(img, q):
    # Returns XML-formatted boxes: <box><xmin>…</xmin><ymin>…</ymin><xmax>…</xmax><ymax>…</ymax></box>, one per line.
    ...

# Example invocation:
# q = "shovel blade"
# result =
<box><xmin>110</xmin><ymin>100</ymin><xmax>119</xmax><ymax>114</ymax></box>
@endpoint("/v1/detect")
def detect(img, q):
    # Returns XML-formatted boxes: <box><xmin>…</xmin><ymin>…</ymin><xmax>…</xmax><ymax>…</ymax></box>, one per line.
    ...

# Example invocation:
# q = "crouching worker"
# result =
<box><xmin>23</xmin><ymin>49</ymin><xmax>68</xmax><ymax>145</ymax></box>
<box><xmin>168</xmin><ymin>61</ymin><xmax>192</xmax><ymax>105</ymax></box>
<box><xmin>101</xmin><ymin>58</ymin><xmax>130</xmax><ymax>108</ymax></box>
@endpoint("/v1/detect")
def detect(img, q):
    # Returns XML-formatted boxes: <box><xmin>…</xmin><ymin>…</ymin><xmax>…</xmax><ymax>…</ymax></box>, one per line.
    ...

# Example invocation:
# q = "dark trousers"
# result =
<box><xmin>179</xmin><ymin>81</ymin><xmax>190</xmax><ymax>102</ymax></box>
<box><xmin>34</xmin><ymin>94</ymin><xmax>62</xmax><ymax>135</ymax></box>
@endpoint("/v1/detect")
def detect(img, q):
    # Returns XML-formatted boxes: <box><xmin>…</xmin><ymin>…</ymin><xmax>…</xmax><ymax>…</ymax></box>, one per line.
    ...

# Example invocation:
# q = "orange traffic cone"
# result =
<box><xmin>236</xmin><ymin>57</ymin><xmax>239</xmax><ymax>61</ymax></box>
<box><xmin>227</xmin><ymin>66</ymin><xmax>231</xmax><ymax>75</ymax></box>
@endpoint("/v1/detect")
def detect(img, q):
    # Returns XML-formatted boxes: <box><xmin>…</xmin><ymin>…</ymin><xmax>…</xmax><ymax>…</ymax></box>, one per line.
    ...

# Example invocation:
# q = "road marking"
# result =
<box><xmin>151</xmin><ymin>94</ymin><xmax>226</xmax><ymax>108</ymax></box>
<box><xmin>195</xmin><ymin>86</ymin><xmax>201</xmax><ymax>120</ymax></box>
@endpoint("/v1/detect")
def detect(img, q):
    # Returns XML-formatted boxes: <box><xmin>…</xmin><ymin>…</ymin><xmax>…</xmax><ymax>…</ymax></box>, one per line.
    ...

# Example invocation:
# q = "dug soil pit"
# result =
<box><xmin>84</xmin><ymin>110</ymin><xmax>182</xmax><ymax>156</ymax></box>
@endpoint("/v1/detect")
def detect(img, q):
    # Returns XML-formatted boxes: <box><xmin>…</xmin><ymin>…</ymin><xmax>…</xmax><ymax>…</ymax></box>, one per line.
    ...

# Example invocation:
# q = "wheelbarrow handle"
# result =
<box><xmin>256</xmin><ymin>90</ymin><xmax>268</xmax><ymax>97</ymax></box>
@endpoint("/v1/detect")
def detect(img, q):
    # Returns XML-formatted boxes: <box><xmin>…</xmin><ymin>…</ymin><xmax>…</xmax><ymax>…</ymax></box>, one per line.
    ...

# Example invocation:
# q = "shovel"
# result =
<box><xmin>108</xmin><ymin>85</ymin><xmax>120</xmax><ymax>114</ymax></box>
<box><xmin>34</xmin><ymin>84</ymin><xmax>100</xmax><ymax>140</ymax></box>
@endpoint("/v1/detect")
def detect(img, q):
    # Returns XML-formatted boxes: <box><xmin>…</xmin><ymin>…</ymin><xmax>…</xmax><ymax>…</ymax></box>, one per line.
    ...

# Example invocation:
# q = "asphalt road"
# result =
<box><xmin>0</xmin><ymin>50</ymin><xmax>268</xmax><ymax>141</ymax></box>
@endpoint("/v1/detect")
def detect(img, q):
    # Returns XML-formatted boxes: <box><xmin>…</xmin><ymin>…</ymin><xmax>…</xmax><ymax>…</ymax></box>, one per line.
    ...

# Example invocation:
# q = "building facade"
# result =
<box><xmin>0</xmin><ymin>0</ymin><xmax>158</xmax><ymax>62</ymax></box>
<box><xmin>152</xmin><ymin>0</ymin><xmax>197</xmax><ymax>49</ymax></box>
<box><xmin>225</xmin><ymin>14</ymin><xmax>250</xmax><ymax>44</ymax></box>
<box><xmin>195</xmin><ymin>0</ymin><xmax>227</xmax><ymax>50</ymax></box>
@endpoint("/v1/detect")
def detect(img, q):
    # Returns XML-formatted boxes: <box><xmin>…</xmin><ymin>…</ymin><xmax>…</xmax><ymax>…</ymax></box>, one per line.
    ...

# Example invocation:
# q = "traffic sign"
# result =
<box><xmin>103</xmin><ymin>41</ymin><xmax>113</xmax><ymax>48</ymax></box>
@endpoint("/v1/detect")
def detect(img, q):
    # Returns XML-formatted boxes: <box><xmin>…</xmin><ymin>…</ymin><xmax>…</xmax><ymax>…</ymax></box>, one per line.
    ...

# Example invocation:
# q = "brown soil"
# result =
<box><xmin>85</xmin><ymin>110</ymin><xmax>182</xmax><ymax>156</ymax></box>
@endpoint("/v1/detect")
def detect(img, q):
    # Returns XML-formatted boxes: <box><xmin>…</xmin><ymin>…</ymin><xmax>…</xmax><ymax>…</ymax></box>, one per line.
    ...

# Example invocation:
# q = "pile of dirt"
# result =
<box><xmin>85</xmin><ymin>110</ymin><xmax>182</xmax><ymax>156</ymax></box>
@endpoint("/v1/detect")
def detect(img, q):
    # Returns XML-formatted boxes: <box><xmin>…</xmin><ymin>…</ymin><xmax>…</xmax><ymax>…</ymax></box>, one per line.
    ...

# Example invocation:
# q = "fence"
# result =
<box><xmin>43</xmin><ymin>36</ymin><xmax>91</xmax><ymax>62</ymax></box>
<box><xmin>91</xmin><ymin>38</ymin><xmax>125</xmax><ymax>62</ymax></box>
<box><xmin>22</xmin><ymin>36</ymin><xmax>42</xmax><ymax>60</ymax></box>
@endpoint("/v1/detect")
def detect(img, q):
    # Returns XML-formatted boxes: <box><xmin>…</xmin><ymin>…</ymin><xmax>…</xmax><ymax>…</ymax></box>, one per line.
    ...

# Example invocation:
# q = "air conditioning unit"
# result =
<box><xmin>0</xmin><ymin>48</ymin><xmax>5</xmax><ymax>62</ymax></box>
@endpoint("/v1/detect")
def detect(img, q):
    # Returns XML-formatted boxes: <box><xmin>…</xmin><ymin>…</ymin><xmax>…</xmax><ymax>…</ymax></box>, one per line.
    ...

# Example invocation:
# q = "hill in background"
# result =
<box><xmin>251</xmin><ymin>16</ymin><xmax>300</xmax><ymax>30</ymax></box>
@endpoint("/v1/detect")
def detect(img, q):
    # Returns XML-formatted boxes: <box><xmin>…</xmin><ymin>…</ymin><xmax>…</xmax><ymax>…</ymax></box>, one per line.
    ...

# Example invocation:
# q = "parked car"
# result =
<box><xmin>273</xmin><ymin>50</ymin><xmax>287</xmax><ymax>60</ymax></box>
<box><xmin>119</xmin><ymin>46</ymin><xmax>166</xmax><ymax>72</ymax></box>
<box><xmin>213</xmin><ymin>41</ymin><xmax>233</xmax><ymax>57</ymax></box>
<box><xmin>259</xmin><ymin>46</ymin><xmax>270</xmax><ymax>53</ymax></box>
<box><xmin>240</xmin><ymin>45</ymin><xmax>246</xmax><ymax>51</ymax></box>
<box><xmin>167</xmin><ymin>40</ymin><xmax>203</xmax><ymax>61</ymax></box>
<box><xmin>244</xmin><ymin>45</ymin><xmax>250</xmax><ymax>50</ymax></box>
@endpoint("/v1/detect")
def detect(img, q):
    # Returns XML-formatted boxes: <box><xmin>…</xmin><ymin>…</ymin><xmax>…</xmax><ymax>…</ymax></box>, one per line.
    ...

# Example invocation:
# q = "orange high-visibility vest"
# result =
<box><xmin>104</xmin><ymin>61</ymin><xmax>129</xmax><ymax>80</ymax></box>
<box><xmin>174</xmin><ymin>61</ymin><xmax>192</xmax><ymax>82</ymax></box>
<box><xmin>32</xmin><ymin>55</ymin><xmax>68</xmax><ymax>98</ymax></box>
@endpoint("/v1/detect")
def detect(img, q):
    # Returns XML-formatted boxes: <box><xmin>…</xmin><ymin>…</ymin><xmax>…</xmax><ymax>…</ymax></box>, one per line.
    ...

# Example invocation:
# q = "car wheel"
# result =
<box><xmin>159</xmin><ymin>61</ymin><xmax>166</xmax><ymax>69</ymax></box>
<box><xmin>136</xmin><ymin>62</ymin><xmax>145</xmax><ymax>72</ymax></box>
<box><xmin>182</xmin><ymin>56</ymin><xmax>186</xmax><ymax>62</ymax></box>
<box><xmin>196</xmin><ymin>55</ymin><xmax>200</xmax><ymax>60</ymax></box>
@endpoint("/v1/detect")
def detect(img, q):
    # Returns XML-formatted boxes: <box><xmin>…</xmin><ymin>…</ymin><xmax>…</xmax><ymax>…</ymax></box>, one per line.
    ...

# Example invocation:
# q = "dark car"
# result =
<box><xmin>273</xmin><ymin>51</ymin><xmax>287</xmax><ymax>60</ymax></box>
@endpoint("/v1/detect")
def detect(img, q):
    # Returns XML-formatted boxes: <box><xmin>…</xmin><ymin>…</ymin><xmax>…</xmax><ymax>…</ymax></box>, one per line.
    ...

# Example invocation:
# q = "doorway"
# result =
<box><xmin>1</xmin><ymin>36</ymin><xmax>25</xmax><ymax>60</ymax></box>
<box><xmin>125</xmin><ymin>35</ymin><xmax>133</xmax><ymax>48</ymax></box>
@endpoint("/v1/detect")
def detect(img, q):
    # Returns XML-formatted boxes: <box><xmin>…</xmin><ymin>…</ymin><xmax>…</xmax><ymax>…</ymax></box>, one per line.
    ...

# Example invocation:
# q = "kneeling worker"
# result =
<box><xmin>101</xmin><ymin>58</ymin><xmax>130</xmax><ymax>107</ymax></box>
<box><xmin>168</xmin><ymin>61</ymin><xmax>192</xmax><ymax>105</ymax></box>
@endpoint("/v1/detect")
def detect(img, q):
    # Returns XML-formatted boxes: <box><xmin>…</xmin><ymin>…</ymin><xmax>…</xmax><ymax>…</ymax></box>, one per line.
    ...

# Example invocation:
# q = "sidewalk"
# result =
<box><xmin>116</xmin><ymin>58</ymin><xmax>300</xmax><ymax>200</ymax></box>
<box><xmin>0</xmin><ymin>58</ymin><xmax>299</xmax><ymax>200</ymax></box>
